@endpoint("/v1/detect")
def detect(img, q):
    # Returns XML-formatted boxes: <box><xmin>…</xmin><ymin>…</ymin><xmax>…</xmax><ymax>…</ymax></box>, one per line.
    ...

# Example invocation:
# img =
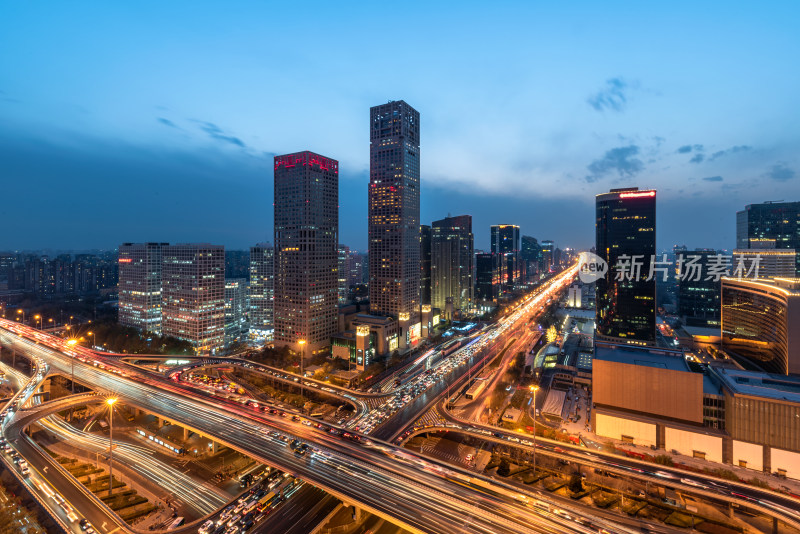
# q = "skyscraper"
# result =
<box><xmin>161</xmin><ymin>244</ymin><xmax>225</xmax><ymax>354</ymax></box>
<box><xmin>677</xmin><ymin>249</ymin><xmax>721</xmax><ymax>327</ymax></box>
<box><xmin>737</xmin><ymin>201</ymin><xmax>800</xmax><ymax>274</ymax></box>
<box><xmin>274</xmin><ymin>151</ymin><xmax>339</xmax><ymax>355</ymax></box>
<box><xmin>118</xmin><ymin>242</ymin><xmax>168</xmax><ymax>334</ymax></box>
<box><xmin>475</xmin><ymin>253</ymin><xmax>495</xmax><ymax>302</ymax></box>
<box><xmin>431</xmin><ymin>215</ymin><xmax>474</xmax><ymax>314</ymax></box>
<box><xmin>490</xmin><ymin>224</ymin><xmax>520</xmax><ymax>295</ymax></box>
<box><xmin>338</xmin><ymin>244</ymin><xmax>352</xmax><ymax>304</ymax></box>
<box><xmin>368</xmin><ymin>100</ymin><xmax>421</xmax><ymax>320</ymax></box>
<box><xmin>224</xmin><ymin>278</ymin><xmax>248</xmax><ymax>346</ymax></box>
<box><xmin>595</xmin><ymin>188</ymin><xmax>657</xmax><ymax>346</ymax></box>
<box><xmin>541</xmin><ymin>240</ymin><xmax>555</xmax><ymax>272</ymax></box>
<box><xmin>520</xmin><ymin>235</ymin><xmax>541</xmax><ymax>280</ymax></box>
<box><xmin>249</xmin><ymin>243</ymin><xmax>274</xmax><ymax>337</ymax></box>
<box><xmin>420</xmin><ymin>225</ymin><xmax>432</xmax><ymax>305</ymax></box>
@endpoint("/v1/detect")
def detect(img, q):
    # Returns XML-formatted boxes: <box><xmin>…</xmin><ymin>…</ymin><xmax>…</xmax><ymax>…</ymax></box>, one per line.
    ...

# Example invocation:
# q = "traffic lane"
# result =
<box><xmin>7</xmin><ymin>410</ymin><xmax>125</xmax><ymax>533</ymax></box>
<box><xmin>52</xmin><ymin>363</ymin><xmax>548</xmax><ymax>534</ymax></box>
<box><xmin>435</xmin><ymin>410</ymin><xmax>800</xmax><ymax>524</ymax></box>
<box><xmin>252</xmin><ymin>485</ymin><xmax>338</xmax><ymax>534</ymax></box>
<box><xmin>24</xmin><ymin>334</ymin><xmax>604</xmax><ymax>534</ymax></box>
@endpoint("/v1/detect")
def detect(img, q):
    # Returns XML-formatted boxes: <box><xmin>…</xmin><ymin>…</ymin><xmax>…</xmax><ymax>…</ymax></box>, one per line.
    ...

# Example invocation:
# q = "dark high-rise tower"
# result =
<box><xmin>420</xmin><ymin>225</ymin><xmax>432</xmax><ymax>305</ymax></box>
<box><xmin>490</xmin><ymin>224</ymin><xmax>520</xmax><ymax>295</ymax></box>
<box><xmin>368</xmin><ymin>100</ymin><xmax>421</xmax><ymax>319</ymax></box>
<box><xmin>274</xmin><ymin>151</ymin><xmax>339</xmax><ymax>355</ymax></box>
<box><xmin>596</xmin><ymin>188</ymin><xmax>657</xmax><ymax>346</ymax></box>
<box><xmin>737</xmin><ymin>201</ymin><xmax>800</xmax><ymax>274</ymax></box>
<box><xmin>431</xmin><ymin>215</ymin><xmax>473</xmax><ymax>313</ymax></box>
<box><xmin>249</xmin><ymin>243</ymin><xmax>274</xmax><ymax>336</ymax></box>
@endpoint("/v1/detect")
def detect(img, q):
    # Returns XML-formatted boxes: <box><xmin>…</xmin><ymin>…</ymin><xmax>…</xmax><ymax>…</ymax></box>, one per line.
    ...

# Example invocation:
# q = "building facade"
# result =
<box><xmin>248</xmin><ymin>244</ymin><xmax>274</xmax><ymax>337</ymax></box>
<box><xmin>431</xmin><ymin>215</ymin><xmax>473</xmax><ymax>314</ymax></box>
<box><xmin>338</xmin><ymin>245</ymin><xmax>352</xmax><ymax>304</ymax></box>
<box><xmin>721</xmin><ymin>277</ymin><xmax>800</xmax><ymax>375</ymax></box>
<box><xmin>161</xmin><ymin>244</ymin><xmax>225</xmax><ymax>354</ymax></box>
<box><xmin>420</xmin><ymin>224</ymin><xmax>432</xmax><ymax>306</ymax></box>
<box><xmin>490</xmin><ymin>225</ymin><xmax>520</xmax><ymax>294</ymax></box>
<box><xmin>118</xmin><ymin>242</ymin><xmax>168</xmax><ymax>334</ymax></box>
<box><xmin>475</xmin><ymin>253</ymin><xmax>495</xmax><ymax>302</ymax></box>
<box><xmin>224</xmin><ymin>278</ymin><xmax>248</xmax><ymax>346</ymax></box>
<box><xmin>368</xmin><ymin>100</ymin><xmax>421</xmax><ymax>320</ymax></box>
<box><xmin>678</xmin><ymin>249</ymin><xmax>721</xmax><ymax>327</ymax></box>
<box><xmin>273</xmin><ymin>151</ymin><xmax>339</xmax><ymax>355</ymax></box>
<box><xmin>595</xmin><ymin>188</ymin><xmax>657</xmax><ymax>346</ymax></box>
<box><xmin>732</xmin><ymin>249</ymin><xmax>796</xmax><ymax>279</ymax></box>
<box><xmin>736</xmin><ymin>201</ymin><xmax>800</xmax><ymax>274</ymax></box>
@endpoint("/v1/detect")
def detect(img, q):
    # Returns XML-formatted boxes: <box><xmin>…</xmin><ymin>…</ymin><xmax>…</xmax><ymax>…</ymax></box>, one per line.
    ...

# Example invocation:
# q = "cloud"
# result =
<box><xmin>157</xmin><ymin>117</ymin><xmax>179</xmax><ymax>128</ymax></box>
<box><xmin>702</xmin><ymin>176</ymin><xmax>723</xmax><ymax>182</ymax></box>
<box><xmin>677</xmin><ymin>144</ymin><xmax>704</xmax><ymax>154</ymax></box>
<box><xmin>585</xmin><ymin>145</ymin><xmax>644</xmax><ymax>182</ymax></box>
<box><xmin>587</xmin><ymin>78</ymin><xmax>632</xmax><ymax>112</ymax></box>
<box><xmin>195</xmin><ymin>121</ymin><xmax>246</xmax><ymax>148</ymax></box>
<box><xmin>689</xmin><ymin>153</ymin><xmax>705</xmax><ymax>164</ymax></box>
<box><xmin>708</xmin><ymin>145</ymin><xmax>752</xmax><ymax>161</ymax></box>
<box><xmin>764</xmin><ymin>163</ymin><xmax>795</xmax><ymax>182</ymax></box>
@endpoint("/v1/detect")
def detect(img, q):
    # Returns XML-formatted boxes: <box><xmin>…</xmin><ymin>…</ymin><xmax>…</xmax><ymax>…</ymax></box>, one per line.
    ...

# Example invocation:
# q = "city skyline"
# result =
<box><xmin>2</xmin><ymin>2</ymin><xmax>799</xmax><ymax>252</ymax></box>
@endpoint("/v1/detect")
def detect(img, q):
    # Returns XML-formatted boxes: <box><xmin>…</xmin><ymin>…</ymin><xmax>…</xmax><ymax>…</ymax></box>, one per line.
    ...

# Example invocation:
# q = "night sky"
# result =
<box><xmin>1</xmin><ymin>1</ymin><xmax>798</xmax><ymax>253</ymax></box>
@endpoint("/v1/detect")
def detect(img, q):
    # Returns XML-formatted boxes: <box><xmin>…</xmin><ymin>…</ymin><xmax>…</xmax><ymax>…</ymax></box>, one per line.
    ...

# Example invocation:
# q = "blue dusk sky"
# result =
<box><xmin>1</xmin><ymin>1</ymin><xmax>798</xmax><ymax>252</ymax></box>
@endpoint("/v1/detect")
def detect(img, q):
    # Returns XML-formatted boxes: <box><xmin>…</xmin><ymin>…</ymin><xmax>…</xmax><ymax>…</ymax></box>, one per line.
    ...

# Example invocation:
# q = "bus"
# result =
<box><xmin>257</xmin><ymin>492</ymin><xmax>278</xmax><ymax>512</ymax></box>
<box><xmin>166</xmin><ymin>517</ymin><xmax>184</xmax><ymax>529</ymax></box>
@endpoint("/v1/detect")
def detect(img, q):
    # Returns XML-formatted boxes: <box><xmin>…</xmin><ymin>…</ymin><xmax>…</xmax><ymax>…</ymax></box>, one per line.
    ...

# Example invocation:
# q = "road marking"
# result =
<box><xmin>101</xmin><ymin>521</ymin><xmax>108</xmax><ymax>531</ymax></box>
<box><xmin>42</xmin><ymin>466</ymin><xmax>48</xmax><ymax>473</ymax></box>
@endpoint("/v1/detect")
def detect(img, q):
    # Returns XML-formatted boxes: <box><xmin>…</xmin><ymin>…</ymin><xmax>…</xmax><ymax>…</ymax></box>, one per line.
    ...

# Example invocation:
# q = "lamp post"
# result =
<box><xmin>106</xmin><ymin>398</ymin><xmax>117</xmax><ymax>497</ymax></box>
<box><xmin>530</xmin><ymin>385</ymin><xmax>539</xmax><ymax>474</ymax></box>
<box><xmin>66</xmin><ymin>339</ymin><xmax>77</xmax><ymax>393</ymax></box>
<box><xmin>298</xmin><ymin>339</ymin><xmax>306</xmax><ymax>412</ymax></box>
<box><xmin>16</xmin><ymin>309</ymin><xmax>24</xmax><ymax>324</ymax></box>
<box><xmin>48</xmin><ymin>318</ymin><xmax>53</xmax><ymax>330</ymax></box>
<box><xmin>88</xmin><ymin>331</ymin><xmax>95</xmax><ymax>350</ymax></box>
<box><xmin>34</xmin><ymin>314</ymin><xmax>41</xmax><ymax>330</ymax></box>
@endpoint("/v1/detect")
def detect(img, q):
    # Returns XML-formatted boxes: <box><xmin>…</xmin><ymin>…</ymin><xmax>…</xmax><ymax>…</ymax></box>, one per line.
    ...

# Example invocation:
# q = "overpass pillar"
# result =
<box><xmin>727</xmin><ymin>502</ymin><xmax>734</xmax><ymax>519</ymax></box>
<box><xmin>212</xmin><ymin>441</ymin><xmax>219</xmax><ymax>454</ymax></box>
<box><xmin>773</xmin><ymin>517</ymin><xmax>779</xmax><ymax>534</ymax></box>
<box><xmin>183</xmin><ymin>427</ymin><xmax>190</xmax><ymax>441</ymax></box>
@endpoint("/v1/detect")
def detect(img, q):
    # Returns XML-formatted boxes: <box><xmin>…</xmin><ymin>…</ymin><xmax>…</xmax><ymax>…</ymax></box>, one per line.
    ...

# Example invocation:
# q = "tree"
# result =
<box><xmin>497</xmin><ymin>458</ymin><xmax>511</xmax><ymax>476</ymax></box>
<box><xmin>568</xmin><ymin>473</ymin><xmax>584</xmax><ymax>493</ymax></box>
<box><xmin>546</xmin><ymin>326</ymin><xmax>558</xmax><ymax>343</ymax></box>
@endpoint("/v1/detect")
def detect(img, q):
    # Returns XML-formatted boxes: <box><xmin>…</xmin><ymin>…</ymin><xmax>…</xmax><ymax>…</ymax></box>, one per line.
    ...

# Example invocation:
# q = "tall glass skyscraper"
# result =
<box><xmin>431</xmin><ymin>215</ymin><xmax>474</xmax><ymax>313</ymax></box>
<box><xmin>249</xmin><ymin>243</ymin><xmax>274</xmax><ymax>337</ymax></box>
<box><xmin>274</xmin><ymin>151</ymin><xmax>339</xmax><ymax>355</ymax></box>
<box><xmin>161</xmin><ymin>243</ymin><xmax>225</xmax><ymax>354</ymax></box>
<box><xmin>595</xmin><ymin>188</ymin><xmax>657</xmax><ymax>346</ymax></box>
<box><xmin>368</xmin><ymin>100</ymin><xmax>421</xmax><ymax>320</ymax></box>
<box><xmin>736</xmin><ymin>201</ymin><xmax>800</xmax><ymax>275</ymax></box>
<box><xmin>118</xmin><ymin>242</ymin><xmax>168</xmax><ymax>334</ymax></box>
<box><xmin>490</xmin><ymin>224</ymin><xmax>520</xmax><ymax>295</ymax></box>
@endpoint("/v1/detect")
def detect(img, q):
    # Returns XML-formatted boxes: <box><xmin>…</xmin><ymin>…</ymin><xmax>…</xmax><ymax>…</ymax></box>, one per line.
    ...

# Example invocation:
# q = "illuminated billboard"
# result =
<box><xmin>409</xmin><ymin>322</ymin><xmax>421</xmax><ymax>345</ymax></box>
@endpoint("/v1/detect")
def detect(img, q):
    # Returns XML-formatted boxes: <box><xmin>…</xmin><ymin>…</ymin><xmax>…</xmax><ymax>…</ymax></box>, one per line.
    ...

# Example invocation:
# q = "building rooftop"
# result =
<box><xmin>708</xmin><ymin>366</ymin><xmax>800</xmax><ymax>403</ymax></box>
<box><xmin>594</xmin><ymin>343</ymin><xmax>690</xmax><ymax>372</ymax></box>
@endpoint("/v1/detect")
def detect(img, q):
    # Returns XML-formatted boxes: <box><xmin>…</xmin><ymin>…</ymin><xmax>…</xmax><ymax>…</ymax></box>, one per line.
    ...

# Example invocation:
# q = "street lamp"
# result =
<box><xmin>66</xmin><ymin>339</ymin><xmax>77</xmax><ymax>393</ymax></box>
<box><xmin>106</xmin><ymin>398</ymin><xmax>118</xmax><ymax>497</ymax></box>
<box><xmin>88</xmin><ymin>331</ymin><xmax>95</xmax><ymax>349</ymax></box>
<box><xmin>16</xmin><ymin>309</ymin><xmax>24</xmax><ymax>324</ymax></box>
<box><xmin>34</xmin><ymin>314</ymin><xmax>41</xmax><ymax>330</ymax></box>
<box><xmin>530</xmin><ymin>385</ymin><xmax>539</xmax><ymax>474</ymax></box>
<box><xmin>48</xmin><ymin>318</ymin><xmax>53</xmax><ymax>329</ymax></box>
<box><xmin>298</xmin><ymin>339</ymin><xmax>306</xmax><ymax>411</ymax></box>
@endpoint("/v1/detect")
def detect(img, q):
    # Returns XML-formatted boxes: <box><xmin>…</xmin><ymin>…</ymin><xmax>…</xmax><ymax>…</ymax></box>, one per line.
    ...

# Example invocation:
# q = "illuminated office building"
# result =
<box><xmin>368</xmin><ymin>100</ymin><xmax>421</xmax><ymax>320</ymax></box>
<box><xmin>118</xmin><ymin>242</ymin><xmax>168</xmax><ymax>334</ymax></box>
<box><xmin>161</xmin><ymin>244</ymin><xmax>225</xmax><ymax>354</ymax></box>
<box><xmin>420</xmin><ymin>224</ymin><xmax>432</xmax><ymax>306</ymax></box>
<box><xmin>431</xmin><ymin>215</ymin><xmax>473</xmax><ymax>314</ymax></box>
<box><xmin>721</xmin><ymin>277</ymin><xmax>800</xmax><ymax>375</ymax></box>
<box><xmin>249</xmin><ymin>243</ymin><xmax>274</xmax><ymax>337</ymax></box>
<box><xmin>737</xmin><ymin>201</ymin><xmax>800</xmax><ymax>275</ymax></box>
<box><xmin>273</xmin><ymin>151</ymin><xmax>339</xmax><ymax>355</ymax></box>
<box><xmin>595</xmin><ymin>188</ymin><xmax>656</xmax><ymax>346</ymax></box>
